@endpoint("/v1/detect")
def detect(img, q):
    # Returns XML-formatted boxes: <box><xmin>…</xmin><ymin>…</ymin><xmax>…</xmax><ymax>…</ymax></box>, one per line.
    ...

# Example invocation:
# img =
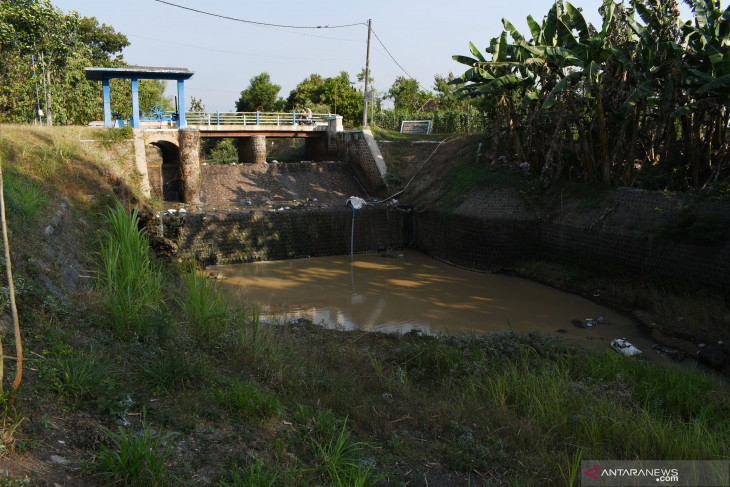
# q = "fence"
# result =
<box><xmin>185</xmin><ymin>111</ymin><xmax>332</xmax><ymax>126</ymax></box>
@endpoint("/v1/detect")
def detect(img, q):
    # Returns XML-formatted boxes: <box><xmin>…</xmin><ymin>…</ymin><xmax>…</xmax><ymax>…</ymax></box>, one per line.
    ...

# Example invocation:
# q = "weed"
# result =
<box><xmin>98</xmin><ymin>202</ymin><xmax>163</xmax><ymax>336</ymax></box>
<box><xmin>140</xmin><ymin>352</ymin><xmax>205</xmax><ymax>394</ymax></box>
<box><xmin>237</xmin><ymin>303</ymin><xmax>263</xmax><ymax>355</ymax></box>
<box><xmin>658</xmin><ymin>206</ymin><xmax>729</xmax><ymax>244</ymax></box>
<box><xmin>93</xmin><ymin>127</ymin><xmax>133</xmax><ymax>147</ymax></box>
<box><xmin>218</xmin><ymin>456</ymin><xmax>279</xmax><ymax>487</ymax></box>
<box><xmin>95</xmin><ymin>424</ymin><xmax>176</xmax><ymax>487</ymax></box>
<box><xmin>214</xmin><ymin>380</ymin><xmax>281</xmax><ymax>419</ymax></box>
<box><xmin>309</xmin><ymin>419</ymin><xmax>381</xmax><ymax>487</ymax></box>
<box><xmin>178</xmin><ymin>263</ymin><xmax>231</xmax><ymax>340</ymax></box>
<box><xmin>0</xmin><ymin>392</ymin><xmax>23</xmax><ymax>455</ymax></box>
<box><xmin>445</xmin><ymin>421</ymin><xmax>504</xmax><ymax>472</ymax></box>
<box><xmin>2</xmin><ymin>169</ymin><xmax>49</xmax><ymax>220</ymax></box>
<box><xmin>38</xmin><ymin>352</ymin><xmax>109</xmax><ymax>407</ymax></box>
<box><xmin>559</xmin><ymin>447</ymin><xmax>583</xmax><ymax>487</ymax></box>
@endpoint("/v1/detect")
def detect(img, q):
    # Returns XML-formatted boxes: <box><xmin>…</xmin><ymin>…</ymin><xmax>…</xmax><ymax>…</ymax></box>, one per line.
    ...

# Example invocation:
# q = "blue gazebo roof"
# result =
<box><xmin>85</xmin><ymin>66</ymin><xmax>194</xmax><ymax>81</ymax></box>
<box><xmin>85</xmin><ymin>65</ymin><xmax>194</xmax><ymax>129</ymax></box>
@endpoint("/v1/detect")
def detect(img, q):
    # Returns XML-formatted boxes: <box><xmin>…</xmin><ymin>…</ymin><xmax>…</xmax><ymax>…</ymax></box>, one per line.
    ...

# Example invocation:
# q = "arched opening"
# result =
<box><xmin>151</xmin><ymin>141</ymin><xmax>183</xmax><ymax>201</ymax></box>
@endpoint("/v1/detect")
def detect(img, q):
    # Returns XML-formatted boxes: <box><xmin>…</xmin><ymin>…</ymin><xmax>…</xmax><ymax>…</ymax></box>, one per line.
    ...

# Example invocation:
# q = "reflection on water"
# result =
<box><xmin>210</xmin><ymin>250</ymin><xmax>655</xmax><ymax>352</ymax></box>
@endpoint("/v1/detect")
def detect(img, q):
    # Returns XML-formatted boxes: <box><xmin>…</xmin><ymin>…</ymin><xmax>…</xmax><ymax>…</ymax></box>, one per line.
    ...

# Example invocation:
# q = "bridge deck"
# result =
<box><xmin>189</xmin><ymin>124</ymin><xmax>328</xmax><ymax>137</ymax></box>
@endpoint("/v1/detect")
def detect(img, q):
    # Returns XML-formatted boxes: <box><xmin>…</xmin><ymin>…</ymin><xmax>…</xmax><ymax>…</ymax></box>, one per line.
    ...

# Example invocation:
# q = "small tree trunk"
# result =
<box><xmin>0</xmin><ymin>147</ymin><xmax>22</xmax><ymax>397</ymax></box>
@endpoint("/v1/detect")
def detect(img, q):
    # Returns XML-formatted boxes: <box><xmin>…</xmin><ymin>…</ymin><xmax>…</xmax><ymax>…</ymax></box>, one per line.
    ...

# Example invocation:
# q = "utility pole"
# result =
<box><xmin>363</xmin><ymin>19</ymin><xmax>372</xmax><ymax>128</ymax></box>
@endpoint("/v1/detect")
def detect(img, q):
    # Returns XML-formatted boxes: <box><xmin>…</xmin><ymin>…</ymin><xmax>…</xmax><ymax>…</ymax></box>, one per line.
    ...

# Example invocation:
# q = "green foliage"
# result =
<box><xmin>0</xmin><ymin>1</ymin><xmax>168</xmax><ymax>124</ymax></box>
<box><xmin>309</xmin><ymin>419</ymin><xmax>381</xmax><ymax>487</ymax></box>
<box><xmin>218</xmin><ymin>457</ymin><xmax>280</xmax><ymax>487</ymax></box>
<box><xmin>236</xmin><ymin>73</ymin><xmax>281</xmax><ymax>112</ymax></box>
<box><xmin>373</xmin><ymin>108</ymin><xmax>488</xmax><ymax>134</ymax></box>
<box><xmin>386</xmin><ymin>76</ymin><xmax>431</xmax><ymax>111</ymax></box>
<box><xmin>93</xmin><ymin>126</ymin><xmax>133</xmax><ymax>146</ymax></box>
<box><xmin>95</xmin><ymin>425</ymin><xmax>176</xmax><ymax>487</ymax></box>
<box><xmin>658</xmin><ymin>206</ymin><xmax>729</xmax><ymax>244</ymax></box>
<box><xmin>140</xmin><ymin>352</ymin><xmax>205</xmax><ymax>394</ymax></box>
<box><xmin>445</xmin><ymin>421</ymin><xmax>504</xmax><ymax>472</ymax></box>
<box><xmin>2</xmin><ymin>169</ymin><xmax>49</xmax><ymax>219</ymax></box>
<box><xmin>177</xmin><ymin>263</ymin><xmax>232</xmax><ymax>340</ymax></box>
<box><xmin>451</xmin><ymin>0</ymin><xmax>730</xmax><ymax>188</ymax></box>
<box><xmin>207</xmin><ymin>139</ymin><xmax>237</xmax><ymax>163</ymax></box>
<box><xmin>214</xmin><ymin>380</ymin><xmax>282</xmax><ymax>419</ymax></box>
<box><xmin>0</xmin><ymin>391</ymin><xmax>23</xmax><ymax>456</ymax></box>
<box><xmin>39</xmin><ymin>352</ymin><xmax>110</xmax><ymax>406</ymax></box>
<box><xmin>98</xmin><ymin>202</ymin><xmax>163</xmax><ymax>337</ymax></box>
<box><xmin>285</xmin><ymin>71</ymin><xmax>362</xmax><ymax>125</ymax></box>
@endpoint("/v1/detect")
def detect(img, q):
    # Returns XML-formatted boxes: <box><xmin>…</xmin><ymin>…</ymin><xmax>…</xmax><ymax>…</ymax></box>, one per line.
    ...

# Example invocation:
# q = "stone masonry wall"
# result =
<box><xmin>164</xmin><ymin>181</ymin><xmax>730</xmax><ymax>293</ymax></box>
<box><xmin>412</xmin><ymin>186</ymin><xmax>730</xmax><ymax>293</ymax></box>
<box><xmin>163</xmin><ymin>206</ymin><xmax>409</xmax><ymax>265</ymax></box>
<box><xmin>328</xmin><ymin>131</ymin><xmax>387</xmax><ymax>197</ymax></box>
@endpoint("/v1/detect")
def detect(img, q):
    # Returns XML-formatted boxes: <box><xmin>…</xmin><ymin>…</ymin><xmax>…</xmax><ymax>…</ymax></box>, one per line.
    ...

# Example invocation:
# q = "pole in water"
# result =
<box><xmin>347</xmin><ymin>201</ymin><xmax>355</xmax><ymax>260</ymax></box>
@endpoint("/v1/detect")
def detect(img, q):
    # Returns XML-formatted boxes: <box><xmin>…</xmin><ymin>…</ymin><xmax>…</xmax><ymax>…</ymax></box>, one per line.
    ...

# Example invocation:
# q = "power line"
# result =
<box><xmin>154</xmin><ymin>0</ymin><xmax>366</xmax><ymax>29</ymax></box>
<box><xmin>370</xmin><ymin>27</ymin><xmax>428</xmax><ymax>91</ymax></box>
<box><xmin>127</xmin><ymin>33</ymin><xmax>356</xmax><ymax>61</ymax></box>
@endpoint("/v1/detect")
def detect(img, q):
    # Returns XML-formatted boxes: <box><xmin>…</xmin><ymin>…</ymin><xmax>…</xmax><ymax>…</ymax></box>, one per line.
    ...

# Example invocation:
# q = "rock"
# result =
<box><xmin>50</xmin><ymin>455</ymin><xmax>70</xmax><ymax>466</ymax></box>
<box><xmin>697</xmin><ymin>344</ymin><xmax>724</xmax><ymax>369</ymax></box>
<box><xmin>150</xmin><ymin>237</ymin><xmax>179</xmax><ymax>259</ymax></box>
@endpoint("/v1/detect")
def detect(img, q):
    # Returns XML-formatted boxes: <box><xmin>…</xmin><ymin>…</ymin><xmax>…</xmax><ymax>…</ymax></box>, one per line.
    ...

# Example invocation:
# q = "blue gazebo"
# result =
<box><xmin>85</xmin><ymin>66</ymin><xmax>194</xmax><ymax>129</ymax></box>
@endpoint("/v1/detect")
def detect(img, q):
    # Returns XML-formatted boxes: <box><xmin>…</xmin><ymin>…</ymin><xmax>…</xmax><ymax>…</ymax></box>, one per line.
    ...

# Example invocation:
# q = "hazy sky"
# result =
<box><xmin>51</xmin><ymin>0</ymin><xmax>694</xmax><ymax>112</ymax></box>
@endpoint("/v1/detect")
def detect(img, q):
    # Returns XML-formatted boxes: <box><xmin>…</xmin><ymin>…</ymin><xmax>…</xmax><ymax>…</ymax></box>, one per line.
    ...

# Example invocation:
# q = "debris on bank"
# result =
<box><xmin>610</xmin><ymin>338</ymin><xmax>642</xmax><ymax>357</ymax></box>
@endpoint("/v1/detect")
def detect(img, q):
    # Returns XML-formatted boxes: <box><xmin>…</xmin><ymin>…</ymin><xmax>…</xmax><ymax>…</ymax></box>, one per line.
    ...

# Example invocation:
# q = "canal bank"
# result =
<box><xmin>158</xmin><ymin>168</ymin><xmax>730</xmax><ymax>373</ymax></box>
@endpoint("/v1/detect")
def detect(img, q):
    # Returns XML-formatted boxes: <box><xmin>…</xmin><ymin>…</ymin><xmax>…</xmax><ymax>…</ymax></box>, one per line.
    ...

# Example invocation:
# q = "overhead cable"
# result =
<box><xmin>154</xmin><ymin>0</ymin><xmax>366</xmax><ymax>29</ymax></box>
<box><xmin>370</xmin><ymin>28</ymin><xmax>428</xmax><ymax>91</ymax></box>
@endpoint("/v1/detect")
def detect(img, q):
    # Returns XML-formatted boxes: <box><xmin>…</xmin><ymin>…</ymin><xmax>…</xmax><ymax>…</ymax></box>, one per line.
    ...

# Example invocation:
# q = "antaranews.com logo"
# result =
<box><xmin>580</xmin><ymin>460</ymin><xmax>728</xmax><ymax>486</ymax></box>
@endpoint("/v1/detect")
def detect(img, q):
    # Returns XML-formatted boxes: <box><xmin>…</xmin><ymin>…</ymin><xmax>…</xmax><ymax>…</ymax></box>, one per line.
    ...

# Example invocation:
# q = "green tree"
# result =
<box><xmin>286</xmin><ymin>71</ymin><xmax>363</xmax><ymax>124</ymax></box>
<box><xmin>235</xmin><ymin>72</ymin><xmax>281</xmax><ymax>112</ymax></box>
<box><xmin>77</xmin><ymin>16</ymin><xmax>129</xmax><ymax>63</ymax></box>
<box><xmin>189</xmin><ymin>96</ymin><xmax>205</xmax><ymax>112</ymax></box>
<box><xmin>387</xmin><ymin>76</ymin><xmax>431</xmax><ymax>111</ymax></box>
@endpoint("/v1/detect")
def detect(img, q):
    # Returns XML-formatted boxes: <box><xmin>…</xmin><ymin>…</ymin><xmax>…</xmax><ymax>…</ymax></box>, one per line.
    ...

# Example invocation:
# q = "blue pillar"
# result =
<box><xmin>177</xmin><ymin>79</ymin><xmax>187</xmax><ymax>128</ymax></box>
<box><xmin>102</xmin><ymin>78</ymin><xmax>112</xmax><ymax>129</ymax></box>
<box><xmin>256</xmin><ymin>111</ymin><xmax>260</xmax><ymax>125</ymax></box>
<box><xmin>130</xmin><ymin>77</ymin><xmax>140</xmax><ymax>129</ymax></box>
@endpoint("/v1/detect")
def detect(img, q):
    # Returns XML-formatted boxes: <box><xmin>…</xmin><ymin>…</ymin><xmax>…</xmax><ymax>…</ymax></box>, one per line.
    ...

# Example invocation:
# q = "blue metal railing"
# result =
<box><xmin>185</xmin><ymin>111</ymin><xmax>332</xmax><ymax>126</ymax></box>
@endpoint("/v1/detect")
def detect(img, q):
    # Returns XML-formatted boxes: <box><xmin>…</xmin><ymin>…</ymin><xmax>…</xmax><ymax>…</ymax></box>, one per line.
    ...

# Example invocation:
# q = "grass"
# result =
<box><xmin>213</xmin><ymin>380</ymin><xmax>282</xmax><ymax>419</ymax></box>
<box><xmin>98</xmin><ymin>201</ymin><xmax>164</xmax><ymax>337</ymax></box>
<box><xmin>38</xmin><ymin>351</ymin><xmax>110</xmax><ymax>407</ymax></box>
<box><xmin>95</xmin><ymin>424</ymin><xmax>176</xmax><ymax>486</ymax></box>
<box><xmin>2</xmin><ymin>168</ymin><xmax>49</xmax><ymax>220</ymax></box>
<box><xmin>177</xmin><ymin>262</ymin><xmax>231</xmax><ymax>340</ymax></box>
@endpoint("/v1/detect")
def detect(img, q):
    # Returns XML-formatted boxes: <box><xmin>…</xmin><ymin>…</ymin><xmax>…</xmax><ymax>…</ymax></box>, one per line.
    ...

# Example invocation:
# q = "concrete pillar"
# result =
<box><xmin>102</xmin><ymin>79</ymin><xmax>112</xmax><ymax>129</ymax></box>
<box><xmin>132</xmin><ymin>129</ymin><xmax>151</xmax><ymax>198</ymax></box>
<box><xmin>178</xmin><ymin>128</ymin><xmax>201</xmax><ymax>204</ymax></box>
<box><xmin>327</xmin><ymin>115</ymin><xmax>343</xmax><ymax>135</ymax></box>
<box><xmin>131</xmin><ymin>78</ymin><xmax>140</xmax><ymax>129</ymax></box>
<box><xmin>237</xmin><ymin>135</ymin><xmax>267</xmax><ymax>163</ymax></box>
<box><xmin>305</xmin><ymin>137</ymin><xmax>326</xmax><ymax>161</ymax></box>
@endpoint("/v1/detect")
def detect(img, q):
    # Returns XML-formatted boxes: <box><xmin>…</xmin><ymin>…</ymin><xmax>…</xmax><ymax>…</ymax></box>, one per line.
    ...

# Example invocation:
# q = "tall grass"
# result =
<box><xmin>177</xmin><ymin>263</ymin><xmax>230</xmax><ymax>340</ymax></box>
<box><xmin>2</xmin><ymin>169</ymin><xmax>49</xmax><ymax>220</ymax></box>
<box><xmin>96</xmin><ymin>424</ymin><xmax>176</xmax><ymax>487</ymax></box>
<box><xmin>98</xmin><ymin>202</ymin><xmax>163</xmax><ymax>336</ymax></box>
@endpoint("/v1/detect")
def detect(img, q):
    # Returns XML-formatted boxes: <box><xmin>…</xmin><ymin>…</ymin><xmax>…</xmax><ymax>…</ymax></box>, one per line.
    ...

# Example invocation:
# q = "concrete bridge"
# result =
<box><xmin>84</xmin><ymin>66</ymin><xmax>382</xmax><ymax>205</ymax></box>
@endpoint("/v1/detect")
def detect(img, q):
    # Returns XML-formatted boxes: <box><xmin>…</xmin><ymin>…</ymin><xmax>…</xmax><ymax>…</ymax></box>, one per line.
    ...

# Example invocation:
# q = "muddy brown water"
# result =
<box><xmin>209</xmin><ymin>250</ymin><xmax>668</xmax><ymax>359</ymax></box>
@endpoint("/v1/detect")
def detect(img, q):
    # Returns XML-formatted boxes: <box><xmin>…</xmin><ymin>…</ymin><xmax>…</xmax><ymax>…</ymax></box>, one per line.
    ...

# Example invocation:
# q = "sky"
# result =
<box><xmin>51</xmin><ymin>0</ymin><xmax>694</xmax><ymax>112</ymax></box>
